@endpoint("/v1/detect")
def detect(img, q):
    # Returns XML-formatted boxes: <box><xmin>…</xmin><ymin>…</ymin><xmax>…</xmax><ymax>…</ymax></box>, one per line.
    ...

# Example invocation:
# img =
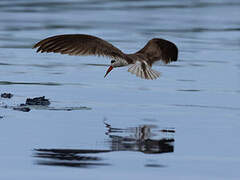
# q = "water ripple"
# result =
<box><xmin>0</xmin><ymin>81</ymin><xmax>61</xmax><ymax>86</ymax></box>
<box><xmin>172</xmin><ymin>104</ymin><xmax>240</xmax><ymax>111</ymax></box>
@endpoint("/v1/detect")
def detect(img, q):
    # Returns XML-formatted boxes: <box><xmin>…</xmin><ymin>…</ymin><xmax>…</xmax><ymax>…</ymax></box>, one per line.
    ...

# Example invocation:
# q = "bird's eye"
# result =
<box><xmin>111</xmin><ymin>60</ymin><xmax>115</xmax><ymax>63</ymax></box>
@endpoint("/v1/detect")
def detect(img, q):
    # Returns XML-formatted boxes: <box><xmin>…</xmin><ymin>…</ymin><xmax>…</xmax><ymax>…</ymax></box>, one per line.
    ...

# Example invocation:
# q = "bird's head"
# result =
<box><xmin>104</xmin><ymin>59</ymin><xmax>128</xmax><ymax>78</ymax></box>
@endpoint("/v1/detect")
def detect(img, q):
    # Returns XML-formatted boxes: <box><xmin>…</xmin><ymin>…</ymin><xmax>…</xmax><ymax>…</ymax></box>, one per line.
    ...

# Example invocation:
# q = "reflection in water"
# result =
<box><xmin>34</xmin><ymin>122</ymin><xmax>175</xmax><ymax>168</ymax></box>
<box><xmin>104</xmin><ymin>122</ymin><xmax>174</xmax><ymax>154</ymax></box>
<box><xmin>34</xmin><ymin>149</ymin><xmax>111</xmax><ymax>168</ymax></box>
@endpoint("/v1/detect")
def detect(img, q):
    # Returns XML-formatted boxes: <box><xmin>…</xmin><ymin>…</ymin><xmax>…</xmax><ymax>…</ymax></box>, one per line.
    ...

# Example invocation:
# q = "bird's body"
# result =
<box><xmin>33</xmin><ymin>34</ymin><xmax>178</xmax><ymax>80</ymax></box>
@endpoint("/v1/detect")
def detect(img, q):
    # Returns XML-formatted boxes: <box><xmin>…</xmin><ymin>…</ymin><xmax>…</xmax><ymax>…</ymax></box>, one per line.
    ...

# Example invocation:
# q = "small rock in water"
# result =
<box><xmin>1</xmin><ymin>93</ymin><xmax>13</xmax><ymax>98</ymax></box>
<box><xmin>25</xmin><ymin>96</ymin><xmax>50</xmax><ymax>106</ymax></box>
<box><xmin>0</xmin><ymin>116</ymin><xmax>3</xmax><ymax>119</ymax></box>
<box><xmin>13</xmin><ymin>107</ymin><xmax>31</xmax><ymax>112</ymax></box>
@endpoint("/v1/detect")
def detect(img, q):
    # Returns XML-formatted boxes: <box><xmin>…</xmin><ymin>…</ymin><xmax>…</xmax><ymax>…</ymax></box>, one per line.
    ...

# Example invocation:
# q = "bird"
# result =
<box><xmin>33</xmin><ymin>34</ymin><xmax>178</xmax><ymax>80</ymax></box>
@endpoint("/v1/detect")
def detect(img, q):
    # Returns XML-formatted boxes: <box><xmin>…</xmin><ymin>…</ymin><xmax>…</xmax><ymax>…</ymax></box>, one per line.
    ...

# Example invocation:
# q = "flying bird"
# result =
<box><xmin>33</xmin><ymin>34</ymin><xmax>178</xmax><ymax>80</ymax></box>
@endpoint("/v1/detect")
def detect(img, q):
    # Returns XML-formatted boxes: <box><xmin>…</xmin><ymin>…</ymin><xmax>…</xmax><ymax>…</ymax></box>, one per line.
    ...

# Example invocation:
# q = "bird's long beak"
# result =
<box><xmin>104</xmin><ymin>66</ymin><xmax>113</xmax><ymax>78</ymax></box>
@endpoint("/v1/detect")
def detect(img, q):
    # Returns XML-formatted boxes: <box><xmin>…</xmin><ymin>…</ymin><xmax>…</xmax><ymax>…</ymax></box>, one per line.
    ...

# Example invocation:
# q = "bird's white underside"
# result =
<box><xmin>128</xmin><ymin>61</ymin><xmax>160</xmax><ymax>80</ymax></box>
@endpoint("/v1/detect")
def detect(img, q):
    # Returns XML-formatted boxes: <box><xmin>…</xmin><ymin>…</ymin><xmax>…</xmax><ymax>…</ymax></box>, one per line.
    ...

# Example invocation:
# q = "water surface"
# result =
<box><xmin>0</xmin><ymin>0</ymin><xmax>240</xmax><ymax>180</ymax></box>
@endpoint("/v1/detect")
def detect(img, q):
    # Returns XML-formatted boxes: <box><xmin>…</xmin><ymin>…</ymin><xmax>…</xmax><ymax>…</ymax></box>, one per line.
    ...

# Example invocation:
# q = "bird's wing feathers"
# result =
<box><xmin>136</xmin><ymin>38</ymin><xmax>178</xmax><ymax>65</ymax></box>
<box><xmin>34</xmin><ymin>35</ymin><xmax>177</xmax><ymax>80</ymax></box>
<box><xmin>33</xmin><ymin>34</ymin><xmax>129</xmax><ymax>61</ymax></box>
<box><xmin>128</xmin><ymin>61</ymin><xmax>160</xmax><ymax>80</ymax></box>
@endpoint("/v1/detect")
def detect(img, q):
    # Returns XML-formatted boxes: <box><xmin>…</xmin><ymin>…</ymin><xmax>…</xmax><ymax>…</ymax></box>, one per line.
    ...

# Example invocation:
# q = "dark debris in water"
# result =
<box><xmin>0</xmin><ymin>95</ymin><xmax>91</xmax><ymax>112</ymax></box>
<box><xmin>1</xmin><ymin>93</ymin><xmax>13</xmax><ymax>99</ymax></box>
<box><xmin>11</xmin><ymin>96</ymin><xmax>50</xmax><ymax>112</ymax></box>
<box><xmin>25</xmin><ymin>96</ymin><xmax>50</xmax><ymax>106</ymax></box>
<box><xmin>1</xmin><ymin>104</ymin><xmax>31</xmax><ymax>112</ymax></box>
<box><xmin>4</xmin><ymin>104</ymin><xmax>91</xmax><ymax>112</ymax></box>
<box><xmin>0</xmin><ymin>116</ymin><xmax>3</xmax><ymax>119</ymax></box>
<box><xmin>13</xmin><ymin>106</ymin><xmax>31</xmax><ymax>112</ymax></box>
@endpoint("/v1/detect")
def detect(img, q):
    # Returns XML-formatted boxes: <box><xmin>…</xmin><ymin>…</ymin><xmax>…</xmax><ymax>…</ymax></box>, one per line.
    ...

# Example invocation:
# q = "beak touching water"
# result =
<box><xmin>104</xmin><ymin>66</ymin><xmax>113</xmax><ymax>78</ymax></box>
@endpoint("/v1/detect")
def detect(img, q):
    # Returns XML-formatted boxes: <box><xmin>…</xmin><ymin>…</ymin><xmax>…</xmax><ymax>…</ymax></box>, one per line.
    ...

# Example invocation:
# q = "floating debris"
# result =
<box><xmin>1</xmin><ymin>93</ymin><xmax>13</xmax><ymax>99</ymax></box>
<box><xmin>25</xmin><ymin>96</ymin><xmax>50</xmax><ymax>106</ymax></box>
<box><xmin>0</xmin><ymin>95</ymin><xmax>91</xmax><ymax>112</ymax></box>
<box><xmin>13</xmin><ymin>106</ymin><xmax>31</xmax><ymax>112</ymax></box>
<box><xmin>0</xmin><ymin>116</ymin><xmax>3</xmax><ymax>119</ymax></box>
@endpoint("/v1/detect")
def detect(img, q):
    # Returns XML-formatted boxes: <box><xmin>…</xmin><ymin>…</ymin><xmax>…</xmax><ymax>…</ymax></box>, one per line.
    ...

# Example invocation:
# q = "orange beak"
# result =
<box><xmin>104</xmin><ymin>66</ymin><xmax>113</xmax><ymax>78</ymax></box>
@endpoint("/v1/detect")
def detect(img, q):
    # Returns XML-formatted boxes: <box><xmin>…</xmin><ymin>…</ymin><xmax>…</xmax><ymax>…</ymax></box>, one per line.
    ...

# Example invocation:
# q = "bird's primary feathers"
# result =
<box><xmin>33</xmin><ymin>34</ymin><xmax>178</xmax><ymax>80</ymax></box>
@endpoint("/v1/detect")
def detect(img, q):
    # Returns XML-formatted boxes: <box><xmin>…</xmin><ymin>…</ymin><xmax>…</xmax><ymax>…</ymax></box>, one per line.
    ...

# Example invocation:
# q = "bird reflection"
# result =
<box><xmin>34</xmin><ymin>149</ymin><xmax>111</xmax><ymax>168</ymax></box>
<box><xmin>104</xmin><ymin>122</ymin><xmax>175</xmax><ymax>154</ymax></box>
<box><xmin>33</xmin><ymin>122</ymin><xmax>175</xmax><ymax>168</ymax></box>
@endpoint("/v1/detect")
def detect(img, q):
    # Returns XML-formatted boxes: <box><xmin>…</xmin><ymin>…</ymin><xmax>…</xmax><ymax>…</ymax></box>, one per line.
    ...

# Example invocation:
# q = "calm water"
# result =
<box><xmin>0</xmin><ymin>0</ymin><xmax>240</xmax><ymax>179</ymax></box>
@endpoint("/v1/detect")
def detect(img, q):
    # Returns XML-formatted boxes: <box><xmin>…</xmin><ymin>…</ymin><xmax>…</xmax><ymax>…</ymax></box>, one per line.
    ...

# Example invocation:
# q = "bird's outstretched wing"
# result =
<box><xmin>136</xmin><ymin>38</ymin><xmax>178</xmax><ymax>65</ymax></box>
<box><xmin>33</xmin><ymin>34</ymin><xmax>129</xmax><ymax>62</ymax></box>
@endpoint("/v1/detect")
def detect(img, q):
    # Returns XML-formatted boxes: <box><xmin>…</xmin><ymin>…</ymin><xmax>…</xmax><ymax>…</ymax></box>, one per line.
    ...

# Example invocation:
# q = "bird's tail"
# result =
<box><xmin>128</xmin><ymin>62</ymin><xmax>160</xmax><ymax>80</ymax></box>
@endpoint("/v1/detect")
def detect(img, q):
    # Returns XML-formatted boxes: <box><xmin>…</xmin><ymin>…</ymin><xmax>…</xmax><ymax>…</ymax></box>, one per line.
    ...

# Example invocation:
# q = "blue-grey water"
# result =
<box><xmin>0</xmin><ymin>0</ymin><xmax>240</xmax><ymax>179</ymax></box>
